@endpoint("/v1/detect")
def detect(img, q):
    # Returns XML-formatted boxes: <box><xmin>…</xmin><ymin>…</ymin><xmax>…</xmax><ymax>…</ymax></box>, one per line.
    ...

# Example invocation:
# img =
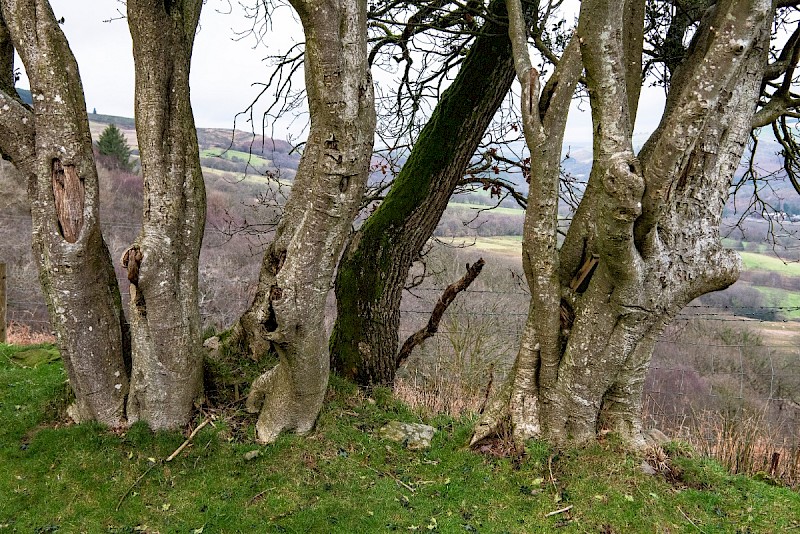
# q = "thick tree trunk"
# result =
<box><xmin>233</xmin><ymin>0</ymin><xmax>375</xmax><ymax>443</ymax></box>
<box><xmin>123</xmin><ymin>0</ymin><xmax>206</xmax><ymax>430</ymax></box>
<box><xmin>0</xmin><ymin>0</ymin><xmax>128</xmax><ymax>426</ymax></box>
<box><xmin>473</xmin><ymin>0</ymin><xmax>771</xmax><ymax>448</ymax></box>
<box><xmin>329</xmin><ymin>0</ymin><xmax>522</xmax><ymax>386</ymax></box>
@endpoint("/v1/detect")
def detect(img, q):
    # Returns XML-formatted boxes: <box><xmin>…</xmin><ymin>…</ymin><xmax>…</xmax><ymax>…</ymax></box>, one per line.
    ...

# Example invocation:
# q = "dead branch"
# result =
<box><xmin>396</xmin><ymin>258</ymin><xmax>485</xmax><ymax>368</ymax></box>
<box><xmin>166</xmin><ymin>417</ymin><xmax>212</xmax><ymax>462</ymax></box>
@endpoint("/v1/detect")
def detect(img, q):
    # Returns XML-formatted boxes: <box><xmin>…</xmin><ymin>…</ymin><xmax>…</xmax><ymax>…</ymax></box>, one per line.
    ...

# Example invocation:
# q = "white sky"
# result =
<box><xmin>14</xmin><ymin>0</ymin><xmax>665</xmax><ymax>146</ymax></box>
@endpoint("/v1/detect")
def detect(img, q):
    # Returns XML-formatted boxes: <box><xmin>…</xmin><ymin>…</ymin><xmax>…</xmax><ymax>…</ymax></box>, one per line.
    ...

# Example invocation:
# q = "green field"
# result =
<box><xmin>739</xmin><ymin>251</ymin><xmax>800</xmax><ymax>276</ymax></box>
<box><xmin>468</xmin><ymin>236</ymin><xmax>523</xmax><ymax>257</ymax></box>
<box><xmin>200</xmin><ymin>147</ymin><xmax>272</xmax><ymax>169</ymax></box>
<box><xmin>751</xmin><ymin>286</ymin><xmax>800</xmax><ymax>319</ymax></box>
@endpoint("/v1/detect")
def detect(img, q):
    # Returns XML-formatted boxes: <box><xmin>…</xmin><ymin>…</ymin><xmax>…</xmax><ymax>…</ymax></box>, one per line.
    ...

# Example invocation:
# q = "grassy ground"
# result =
<box><xmin>1</xmin><ymin>343</ymin><xmax>799</xmax><ymax>533</ymax></box>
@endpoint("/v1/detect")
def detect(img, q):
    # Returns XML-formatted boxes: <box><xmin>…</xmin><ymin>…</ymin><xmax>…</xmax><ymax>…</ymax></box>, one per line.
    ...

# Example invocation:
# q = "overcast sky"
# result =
<box><xmin>15</xmin><ymin>0</ymin><xmax>665</xmax><ymax>145</ymax></box>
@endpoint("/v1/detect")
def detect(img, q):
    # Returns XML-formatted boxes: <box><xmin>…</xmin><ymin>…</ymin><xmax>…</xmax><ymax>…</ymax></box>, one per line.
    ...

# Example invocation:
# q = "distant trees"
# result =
<box><xmin>96</xmin><ymin>124</ymin><xmax>132</xmax><ymax>172</ymax></box>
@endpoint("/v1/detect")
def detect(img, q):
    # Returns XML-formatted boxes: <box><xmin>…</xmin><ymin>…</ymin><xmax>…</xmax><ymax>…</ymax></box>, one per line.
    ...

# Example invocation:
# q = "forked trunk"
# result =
<box><xmin>123</xmin><ymin>0</ymin><xmax>206</xmax><ymax>429</ymax></box>
<box><xmin>473</xmin><ymin>0</ymin><xmax>771</xmax><ymax>447</ymax></box>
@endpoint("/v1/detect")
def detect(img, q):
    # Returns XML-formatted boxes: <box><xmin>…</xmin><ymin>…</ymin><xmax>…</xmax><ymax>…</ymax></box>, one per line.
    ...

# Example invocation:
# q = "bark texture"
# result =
<box><xmin>473</xmin><ymin>0</ymin><xmax>772</xmax><ymax>448</ymax></box>
<box><xmin>124</xmin><ymin>0</ymin><xmax>206</xmax><ymax>430</ymax></box>
<box><xmin>330</xmin><ymin>0</ymin><xmax>524</xmax><ymax>386</ymax></box>
<box><xmin>0</xmin><ymin>0</ymin><xmax>128</xmax><ymax>425</ymax></box>
<box><xmin>233</xmin><ymin>0</ymin><xmax>376</xmax><ymax>443</ymax></box>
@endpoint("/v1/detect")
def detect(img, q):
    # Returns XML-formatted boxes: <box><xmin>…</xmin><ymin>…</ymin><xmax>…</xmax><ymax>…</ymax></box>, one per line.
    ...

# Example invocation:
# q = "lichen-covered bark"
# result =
<box><xmin>329</xmin><ymin>0</ymin><xmax>523</xmax><ymax>386</ymax></box>
<box><xmin>124</xmin><ymin>0</ymin><xmax>206</xmax><ymax>430</ymax></box>
<box><xmin>233</xmin><ymin>0</ymin><xmax>376</xmax><ymax>443</ymax></box>
<box><xmin>473</xmin><ymin>0</ymin><xmax>771</xmax><ymax>448</ymax></box>
<box><xmin>0</xmin><ymin>0</ymin><xmax>128</xmax><ymax>425</ymax></box>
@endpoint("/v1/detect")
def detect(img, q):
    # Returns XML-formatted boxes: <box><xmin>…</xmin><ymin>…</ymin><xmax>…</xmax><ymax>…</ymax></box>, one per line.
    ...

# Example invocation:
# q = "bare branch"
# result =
<box><xmin>396</xmin><ymin>258</ymin><xmax>485</xmax><ymax>368</ymax></box>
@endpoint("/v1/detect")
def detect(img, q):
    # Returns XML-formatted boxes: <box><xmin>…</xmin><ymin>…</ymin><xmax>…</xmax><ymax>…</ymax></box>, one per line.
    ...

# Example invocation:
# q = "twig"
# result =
<box><xmin>678</xmin><ymin>506</ymin><xmax>707</xmax><ymax>533</ymax></box>
<box><xmin>116</xmin><ymin>461</ymin><xmax>158</xmax><ymax>511</ymax></box>
<box><xmin>166</xmin><ymin>418</ymin><xmax>211</xmax><ymax>462</ymax></box>
<box><xmin>396</xmin><ymin>258</ymin><xmax>486</xmax><ymax>368</ymax></box>
<box><xmin>247</xmin><ymin>486</ymin><xmax>276</xmax><ymax>506</ymax></box>
<box><xmin>477</xmin><ymin>363</ymin><xmax>494</xmax><ymax>414</ymax></box>
<box><xmin>548</xmin><ymin>454</ymin><xmax>559</xmax><ymax>494</ymax></box>
<box><xmin>363</xmin><ymin>464</ymin><xmax>416</xmax><ymax>493</ymax></box>
<box><xmin>545</xmin><ymin>505</ymin><xmax>573</xmax><ymax>517</ymax></box>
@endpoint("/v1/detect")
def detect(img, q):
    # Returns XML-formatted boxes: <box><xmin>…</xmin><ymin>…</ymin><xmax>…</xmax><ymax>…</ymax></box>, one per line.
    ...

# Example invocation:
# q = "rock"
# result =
<box><xmin>243</xmin><ymin>450</ymin><xmax>261</xmax><ymax>461</ymax></box>
<box><xmin>203</xmin><ymin>336</ymin><xmax>221</xmax><ymax>350</ymax></box>
<box><xmin>379</xmin><ymin>421</ymin><xmax>436</xmax><ymax>450</ymax></box>
<box><xmin>640</xmin><ymin>460</ymin><xmax>658</xmax><ymax>475</ymax></box>
<box><xmin>642</xmin><ymin>428</ymin><xmax>670</xmax><ymax>447</ymax></box>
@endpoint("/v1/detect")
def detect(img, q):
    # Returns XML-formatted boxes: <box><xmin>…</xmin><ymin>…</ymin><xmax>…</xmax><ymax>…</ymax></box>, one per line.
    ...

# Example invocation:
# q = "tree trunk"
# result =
<box><xmin>473</xmin><ymin>0</ymin><xmax>772</xmax><ymax>448</ymax></box>
<box><xmin>329</xmin><ymin>0</ymin><xmax>522</xmax><ymax>386</ymax></box>
<box><xmin>0</xmin><ymin>0</ymin><xmax>128</xmax><ymax>426</ymax></box>
<box><xmin>123</xmin><ymin>0</ymin><xmax>206</xmax><ymax>430</ymax></box>
<box><xmin>232</xmin><ymin>0</ymin><xmax>375</xmax><ymax>443</ymax></box>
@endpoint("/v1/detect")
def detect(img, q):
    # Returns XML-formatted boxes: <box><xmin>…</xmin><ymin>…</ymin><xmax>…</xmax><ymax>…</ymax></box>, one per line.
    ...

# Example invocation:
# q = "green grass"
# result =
<box><xmin>1</xmin><ymin>343</ymin><xmax>799</xmax><ymax>533</ymax></box>
<box><xmin>739</xmin><ymin>251</ymin><xmax>800</xmax><ymax>276</ymax></box>
<box><xmin>200</xmin><ymin>147</ymin><xmax>272</xmax><ymax>169</ymax></box>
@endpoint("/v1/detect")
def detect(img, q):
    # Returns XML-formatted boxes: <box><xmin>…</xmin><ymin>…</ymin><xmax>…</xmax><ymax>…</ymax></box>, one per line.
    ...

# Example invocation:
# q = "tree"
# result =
<box><xmin>329</xmin><ymin>0</ymin><xmax>533</xmax><ymax>386</ymax></box>
<box><xmin>1</xmin><ymin>0</ymin><xmax>209</xmax><ymax>433</ymax></box>
<box><xmin>228</xmin><ymin>0</ymin><xmax>376</xmax><ymax>444</ymax></box>
<box><xmin>122</xmin><ymin>0</ymin><xmax>207</xmax><ymax>430</ymax></box>
<box><xmin>472</xmin><ymin>0</ymin><xmax>779</xmax><ymax>447</ymax></box>
<box><xmin>97</xmin><ymin>123</ymin><xmax>133</xmax><ymax>171</ymax></box>
<box><xmin>0</xmin><ymin>0</ymin><xmax>128</xmax><ymax>425</ymax></box>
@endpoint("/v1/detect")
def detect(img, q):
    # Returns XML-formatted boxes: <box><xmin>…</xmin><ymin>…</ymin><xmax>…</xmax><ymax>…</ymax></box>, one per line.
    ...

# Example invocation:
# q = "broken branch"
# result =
<box><xmin>396</xmin><ymin>258</ymin><xmax>485</xmax><ymax>368</ymax></box>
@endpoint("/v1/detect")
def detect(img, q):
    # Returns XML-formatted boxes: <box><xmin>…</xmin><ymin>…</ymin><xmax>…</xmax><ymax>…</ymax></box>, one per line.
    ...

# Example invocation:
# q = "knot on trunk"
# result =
<box><xmin>51</xmin><ymin>158</ymin><xmax>85</xmax><ymax>243</ymax></box>
<box><xmin>121</xmin><ymin>246</ymin><xmax>144</xmax><ymax>286</ymax></box>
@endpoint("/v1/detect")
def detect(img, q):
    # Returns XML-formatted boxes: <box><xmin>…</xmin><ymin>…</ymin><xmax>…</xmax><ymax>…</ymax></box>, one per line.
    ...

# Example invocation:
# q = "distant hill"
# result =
<box><xmin>16</xmin><ymin>88</ymin><xmax>31</xmax><ymax>105</ymax></box>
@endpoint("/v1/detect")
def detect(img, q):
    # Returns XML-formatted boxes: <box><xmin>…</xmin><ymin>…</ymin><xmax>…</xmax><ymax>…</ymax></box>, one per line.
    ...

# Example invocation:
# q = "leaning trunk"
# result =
<box><xmin>234</xmin><ymin>0</ymin><xmax>375</xmax><ymax>443</ymax></box>
<box><xmin>123</xmin><ymin>0</ymin><xmax>206</xmax><ymax>429</ymax></box>
<box><xmin>330</xmin><ymin>0</ymin><xmax>522</xmax><ymax>386</ymax></box>
<box><xmin>0</xmin><ymin>1</ymin><xmax>128</xmax><ymax>425</ymax></box>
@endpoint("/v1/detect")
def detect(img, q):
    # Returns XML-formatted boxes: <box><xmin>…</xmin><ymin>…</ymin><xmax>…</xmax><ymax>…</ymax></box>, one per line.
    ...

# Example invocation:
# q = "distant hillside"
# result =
<box><xmin>16</xmin><ymin>88</ymin><xmax>31</xmax><ymax>105</ymax></box>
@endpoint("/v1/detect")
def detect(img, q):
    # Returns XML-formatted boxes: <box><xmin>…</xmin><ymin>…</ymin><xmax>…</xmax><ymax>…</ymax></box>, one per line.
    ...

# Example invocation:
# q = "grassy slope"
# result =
<box><xmin>1</xmin><ymin>344</ymin><xmax>798</xmax><ymax>533</ymax></box>
<box><xmin>739</xmin><ymin>251</ymin><xmax>800</xmax><ymax>276</ymax></box>
<box><xmin>200</xmin><ymin>147</ymin><xmax>273</xmax><ymax>168</ymax></box>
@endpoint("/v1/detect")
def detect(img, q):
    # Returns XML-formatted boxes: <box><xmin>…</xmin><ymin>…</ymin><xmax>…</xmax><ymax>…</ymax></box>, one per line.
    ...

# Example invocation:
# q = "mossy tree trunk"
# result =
<box><xmin>123</xmin><ymin>0</ymin><xmax>206</xmax><ymax>430</ymax></box>
<box><xmin>329</xmin><ymin>0</ymin><xmax>525</xmax><ymax>386</ymax></box>
<box><xmin>0</xmin><ymin>0</ymin><xmax>128</xmax><ymax>425</ymax></box>
<box><xmin>473</xmin><ymin>0</ymin><xmax>772</xmax><ymax>448</ymax></box>
<box><xmin>231</xmin><ymin>0</ymin><xmax>376</xmax><ymax>443</ymax></box>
